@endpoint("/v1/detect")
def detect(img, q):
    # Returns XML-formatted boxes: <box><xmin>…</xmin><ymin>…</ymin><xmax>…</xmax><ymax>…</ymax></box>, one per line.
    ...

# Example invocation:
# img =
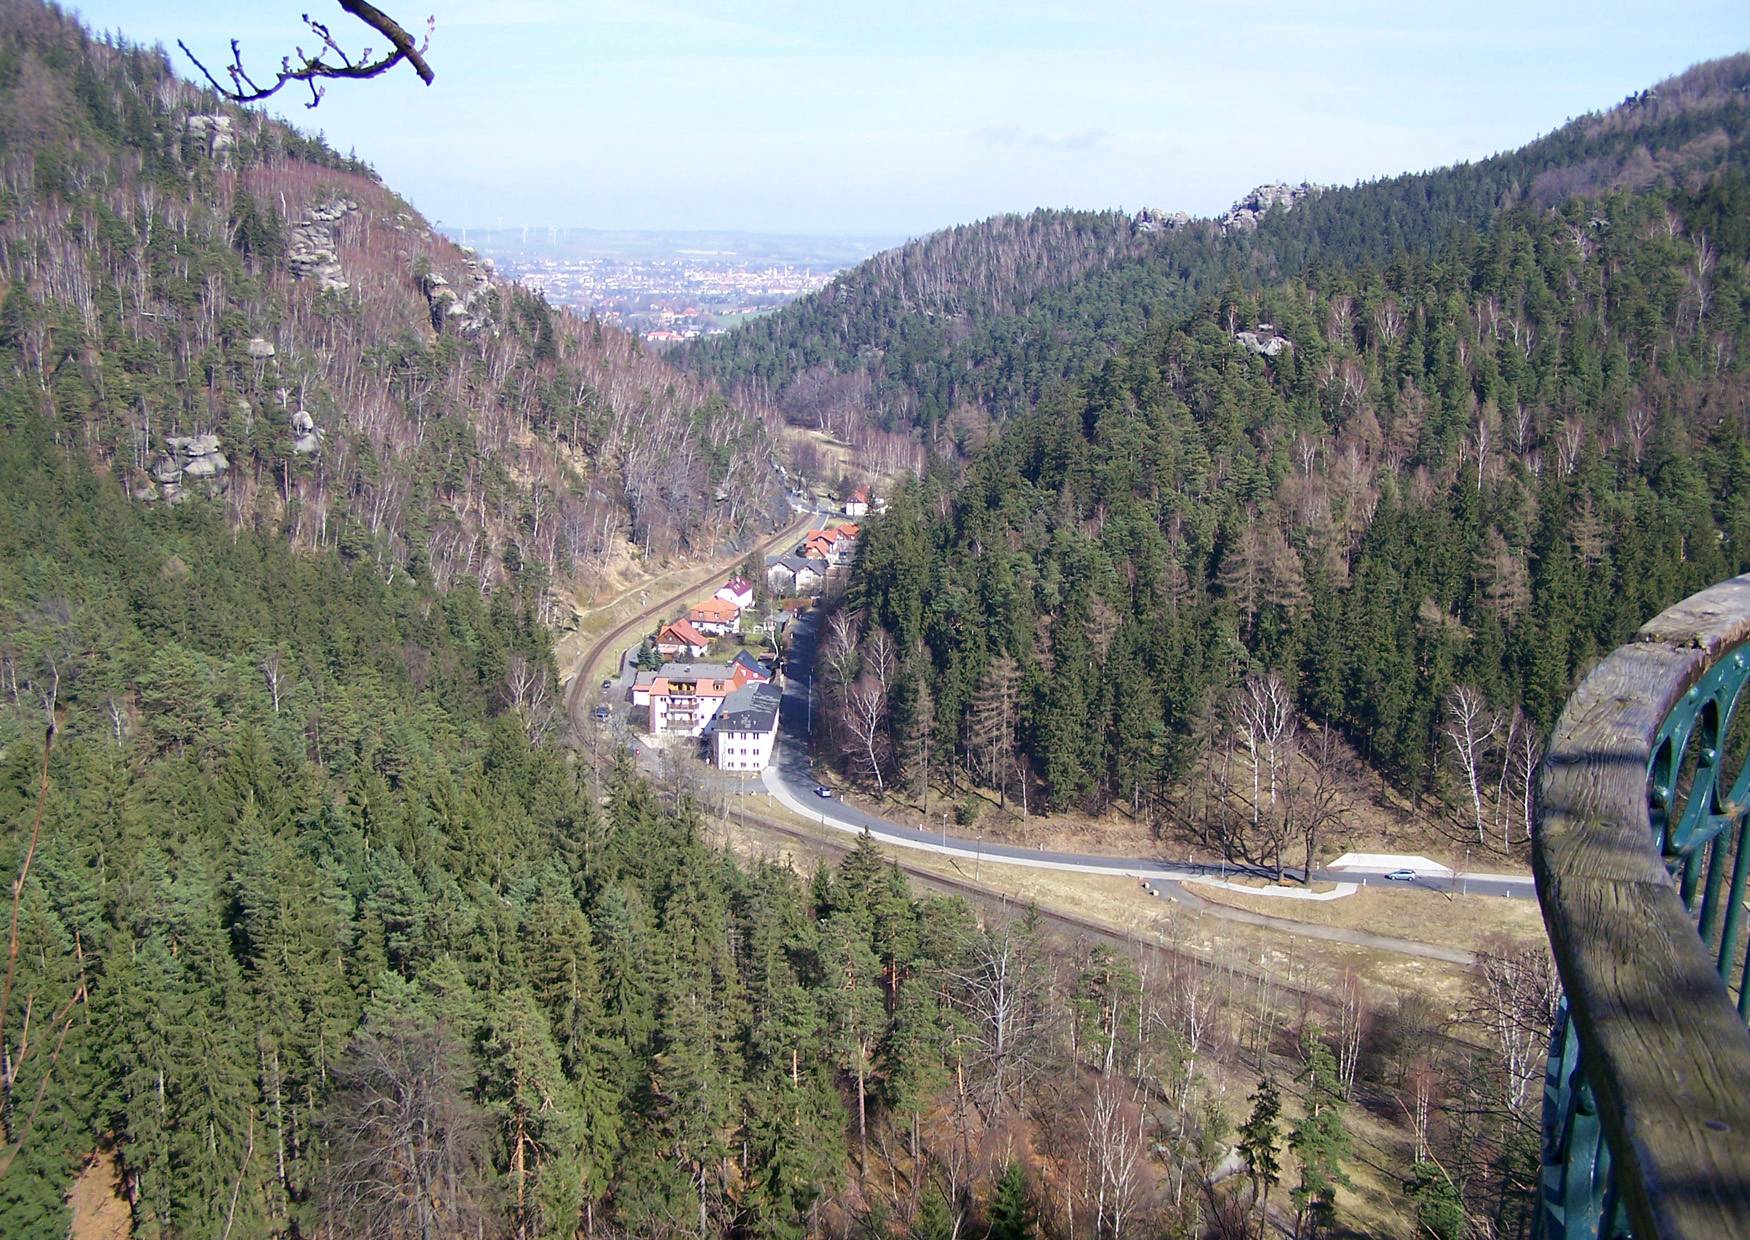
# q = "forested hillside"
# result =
<box><xmin>681</xmin><ymin>55</ymin><xmax>1750</xmax><ymax>449</ymax></box>
<box><xmin>836</xmin><ymin>177</ymin><xmax>1750</xmax><ymax>859</ymax></box>
<box><xmin>0</xmin><ymin>0</ymin><xmax>779</xmax><ymax>620</ymax></box>
<box><xmin>0</xmin><ymin>425</ymin><xmax>1549</xmax><ymax>1240</ymax></box>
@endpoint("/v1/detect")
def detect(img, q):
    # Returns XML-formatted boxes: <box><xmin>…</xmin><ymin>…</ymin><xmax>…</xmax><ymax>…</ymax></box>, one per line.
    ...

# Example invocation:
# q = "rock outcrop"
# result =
<box><xmin>1218</xmin><ymin>183</ymin><xmax>1315</xmax><ymax>233</ymax></box>
<box><xmin>1133</xmin><ymin>206</ymin><xmax>1191</xmax><ymax>234</ymax></box>
<box><xmin>419</xmin><ymin>248</ymin><xmax>498</xmax><ymax>339</ymax></box>
<box><xmin>183</xmin><ymin>115</ymin><xmax>235</xmax><ymax>166</ymax></box>
<box><xmin>1235</xmin><ymin>327</ymin><xmax>1292</xmax><ymax>356</ymax></box>
<box><xmin>1134</xmin><ymin>183</ymin><xmax>1317</xmax><ymax>238</ymax></box>
<box><xmin>287</xmin><ymin>198</ymin><xmax>358</xmax><ymax>294</ymax></box>
<box><xmin>143</xmin><ymin>433</ymin><xmax>229</xmax><ymax>502</ymax></box>
<box><xmin>291</xmin><ymin>408</ymin><xmax>324</xmax><ymax>455</ymax></box>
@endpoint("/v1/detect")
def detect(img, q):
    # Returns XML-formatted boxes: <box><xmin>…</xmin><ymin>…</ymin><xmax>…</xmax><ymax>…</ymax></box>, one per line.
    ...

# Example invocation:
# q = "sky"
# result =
<box><xmin>71</xmin><ymin>1</ymin><xmax>1750</xmax><ymax>238</ymax></box>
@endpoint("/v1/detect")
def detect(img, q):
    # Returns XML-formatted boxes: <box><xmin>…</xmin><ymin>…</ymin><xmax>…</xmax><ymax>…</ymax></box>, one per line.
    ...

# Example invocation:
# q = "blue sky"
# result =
<box><xmin>72</xmin><ymin>1</ymin><xmax>1750</xmax><ymax>237</ymax></box>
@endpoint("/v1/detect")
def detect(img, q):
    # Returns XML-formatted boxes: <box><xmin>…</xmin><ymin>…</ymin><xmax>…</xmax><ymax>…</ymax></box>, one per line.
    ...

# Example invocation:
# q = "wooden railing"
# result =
<box><xmin>1534</xmin><ymin>573</ymin><xmax>1750</xmax><ymax>1238</ymax></box>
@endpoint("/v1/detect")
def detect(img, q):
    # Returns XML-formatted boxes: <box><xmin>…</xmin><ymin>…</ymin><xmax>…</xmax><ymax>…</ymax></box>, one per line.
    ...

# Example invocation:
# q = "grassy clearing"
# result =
<box><xmin>1192</xmin><ymin>882</ymin><xmax>1546</xmax><ymax>955</ymax></box>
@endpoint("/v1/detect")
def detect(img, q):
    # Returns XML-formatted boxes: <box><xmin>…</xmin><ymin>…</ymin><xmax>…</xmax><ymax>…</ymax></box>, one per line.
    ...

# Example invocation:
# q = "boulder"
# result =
<box><xmin>182</xmin><ymin>451</ymin><xmax>229</xmax><ymax>479</ymax></box>
<box><xmin>246</xmin><ymin>337</ymin><xmax>276</xmax><ymax>360</ymax></box>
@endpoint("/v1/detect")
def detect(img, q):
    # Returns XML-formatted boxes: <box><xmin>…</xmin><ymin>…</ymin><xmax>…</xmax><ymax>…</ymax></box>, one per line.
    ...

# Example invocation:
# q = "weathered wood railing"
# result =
<box><xmin>1534</xmin><ymin>573</ymin><xmax>1750</xmax><ymax>1238</ymax></box>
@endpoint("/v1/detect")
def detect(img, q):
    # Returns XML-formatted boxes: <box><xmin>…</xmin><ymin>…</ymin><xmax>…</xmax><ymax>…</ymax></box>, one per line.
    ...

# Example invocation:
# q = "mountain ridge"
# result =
<box><xmin>678</xmin><ymin>52</ymin><xmax>1750</xmax><ymax>446</ymax></box>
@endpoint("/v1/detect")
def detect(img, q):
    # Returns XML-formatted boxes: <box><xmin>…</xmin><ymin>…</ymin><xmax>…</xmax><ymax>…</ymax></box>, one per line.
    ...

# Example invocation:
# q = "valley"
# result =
<box><xmin>1</xmin><ymin>4</ymin><xmax>1746</xmax><ymax>1239</ymax></box>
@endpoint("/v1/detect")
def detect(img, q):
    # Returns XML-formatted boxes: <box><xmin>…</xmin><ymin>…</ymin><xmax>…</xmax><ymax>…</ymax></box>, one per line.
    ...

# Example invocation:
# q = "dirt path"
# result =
<box><xmin>1148</xmin><ymin>879</ymin><xmax>1477</xmax><ymax>965</ymax></box>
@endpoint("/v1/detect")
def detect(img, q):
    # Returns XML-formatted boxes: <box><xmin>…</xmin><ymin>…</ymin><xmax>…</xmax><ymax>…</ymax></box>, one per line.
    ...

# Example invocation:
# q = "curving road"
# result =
<box><xmin>763</xmin><ymin>608</ymin><xmax>1535</xmax><ymax>903</ymax></box>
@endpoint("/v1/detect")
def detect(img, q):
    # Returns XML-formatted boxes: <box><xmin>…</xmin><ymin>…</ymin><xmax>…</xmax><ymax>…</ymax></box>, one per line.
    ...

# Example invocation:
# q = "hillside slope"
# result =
<box><xmin>0</xmin><ymin>0</ymin><xmax>780</xmax><ymax>623</ymax></box>
<box><xmin>680</xmin><ymin>54</ymin><xmax>1750</xmax><ymax>448</ymax></box>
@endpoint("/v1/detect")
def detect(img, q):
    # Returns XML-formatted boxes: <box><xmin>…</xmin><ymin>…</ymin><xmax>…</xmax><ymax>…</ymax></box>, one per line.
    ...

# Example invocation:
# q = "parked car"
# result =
<box><xmin>592</xmin><ymin>706</ymin><xmax>610</xmax><ymax>721</ymax></box>
<box><xmin>601</xmin><ymin>678</ymin><xmax>613</xmax><ymax>690</ymax></box>
<box><xmin>1385</xmin><ymin>868</ymin><xmax>1417</xmax><ymax>882</ymax></box>
<box><xmin>814</xmin><ymin>785</ymin><xmax>834</xmax><ymax>798</ymax></box>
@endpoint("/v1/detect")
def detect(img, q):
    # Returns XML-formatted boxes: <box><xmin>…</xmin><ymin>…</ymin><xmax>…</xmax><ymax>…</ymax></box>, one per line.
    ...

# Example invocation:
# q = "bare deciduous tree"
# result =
<box><xmin>317</xmin><ymin>1016</ymin><xmax>494</xmax><ymax>1240</ymax></box>
<box><xmin>1442</xmin><ymin>686</ymin><xmax>1498</xmax><ymax>845</ymax></box>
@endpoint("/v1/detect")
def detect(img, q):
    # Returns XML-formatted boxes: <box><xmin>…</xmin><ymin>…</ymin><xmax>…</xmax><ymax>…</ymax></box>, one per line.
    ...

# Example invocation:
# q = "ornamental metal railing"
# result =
<box><xmin>1534</xmin><ymin>573</ymin><xmax>1750</xmax><ymax>1238</ymax></box>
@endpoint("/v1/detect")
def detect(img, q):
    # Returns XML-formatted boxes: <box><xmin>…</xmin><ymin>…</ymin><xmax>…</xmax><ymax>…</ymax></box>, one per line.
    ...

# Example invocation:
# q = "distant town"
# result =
<box><xmin>453</xmin><ymin>225</ymin><xmax>900</xmax><ymax>342</ymax></box>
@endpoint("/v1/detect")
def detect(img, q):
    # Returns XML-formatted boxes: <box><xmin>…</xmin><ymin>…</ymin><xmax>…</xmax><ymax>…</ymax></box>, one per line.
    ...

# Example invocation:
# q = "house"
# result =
<box><xmin>804</xmin><ymin>523</ymin><xmax>860</xmax><ymax>567</ymax></box>
<box><xmin>766</xmin><ymin>554</ymin><xmax>828</xmax><ymax>597</ymax></box>
<box><xmin>715</xmin><ymin>576</ymin><xmax>755</xmax><ymax>611</ymax></box>
<box><xmin>632</xmin><ymin>669</ymin><xmax>659</xmax><ymax>707</ymax></box>
<box><xmin>801</xmin><ymin>531</ymin><xmax>837</xmax><ymax>561</ymax></box>
<box><xmin>654</xmin><ymin>619</ymin><xmax>710</xmax><ymax>660</ymax></box>
<box><xmin>711</xmin><ymin>682</ymin><xmax>782</xmax><ymax>771</ymax></box>
<box><xmin>843</xmin><ymin>485</ymin><xmax>870</xmax><ymax>517</ymax></box>
<box><xmin>730</xmin><ymin>650</ymin><xmax>772</xmax><ymax>683</ymax></box>
<box><xmin>647</xmin><ymin>661</ymin><xmax>759</xmax><ymax>736</ymax></box>
<box><xmin>687</xmin><ymin>596</ymin><xmax>741</xmax><ymax>636</ymax></box>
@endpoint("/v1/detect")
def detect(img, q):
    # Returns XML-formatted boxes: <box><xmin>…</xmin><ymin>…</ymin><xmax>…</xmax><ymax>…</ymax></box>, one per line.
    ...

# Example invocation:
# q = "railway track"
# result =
<box><xmin>563</xmin><ymin>508</ymin><xmax>813</xmax><ymax>734</ymax></box>
<box><xmin>710</xmin><ymin>801</ymin><xmax>1490</xmax><ymax>1056</ymax></box>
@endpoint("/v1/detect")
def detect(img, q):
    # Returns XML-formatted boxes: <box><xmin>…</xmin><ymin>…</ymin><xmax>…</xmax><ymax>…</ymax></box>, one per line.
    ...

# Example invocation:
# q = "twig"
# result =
<box><xmin>178</xmin><ymin>2</ymin><xmax>435</xmax><ymax>109</ymax></box>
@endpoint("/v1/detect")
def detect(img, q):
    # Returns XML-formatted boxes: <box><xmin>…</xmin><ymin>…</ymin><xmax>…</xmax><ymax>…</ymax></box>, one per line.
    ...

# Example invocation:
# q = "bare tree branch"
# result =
<box><xmin>179</xmin><ymin>2</ymin><xmax>436</xmax><ymax>109</ymax></box>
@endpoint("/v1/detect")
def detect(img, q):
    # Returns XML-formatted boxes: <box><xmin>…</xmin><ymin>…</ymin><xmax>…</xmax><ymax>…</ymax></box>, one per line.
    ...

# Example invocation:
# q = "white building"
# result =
<box><xmin>712</xmin><ymin>682</ymin><xmax>782</xmax><ymax>771</ymax></box>
<box><xmin>648</xmin><ymin>662</ymin><xmax>754</xmax><ymax>737</ymax></box>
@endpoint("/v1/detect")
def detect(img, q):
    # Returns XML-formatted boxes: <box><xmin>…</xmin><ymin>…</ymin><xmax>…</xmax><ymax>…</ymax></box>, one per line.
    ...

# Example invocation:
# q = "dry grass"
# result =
<box><xmin>1192</xmin><ymin>882</ymin><xmax>1546</xmax><ymax>955</ymax></box>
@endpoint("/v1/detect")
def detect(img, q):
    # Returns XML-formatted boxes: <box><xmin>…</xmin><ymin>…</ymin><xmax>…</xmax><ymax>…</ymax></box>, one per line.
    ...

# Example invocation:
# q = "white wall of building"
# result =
<box><xmin>714</xmin><ymin>723</ymin><xmax>777</xmax><ymax>770</ymax></box>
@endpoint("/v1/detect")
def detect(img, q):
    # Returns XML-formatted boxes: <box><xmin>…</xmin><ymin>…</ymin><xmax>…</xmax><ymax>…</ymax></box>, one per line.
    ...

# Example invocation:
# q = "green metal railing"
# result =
<box><xmin>1534</xmin><ymin>576</ymin><xmax>1750</xmax><ymax>1240</ymax></box>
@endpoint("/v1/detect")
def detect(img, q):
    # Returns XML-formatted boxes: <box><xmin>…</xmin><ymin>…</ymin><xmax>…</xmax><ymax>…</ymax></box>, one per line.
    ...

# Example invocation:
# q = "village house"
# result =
<box><xmin>803</xmin><ymin>522</ymin><xmax>860</xmax><ymax>567</ymax></box>
<box><xmin>715</xmin><ymin>576</ymin><xmax>755</xmax><ymax>611</ymax></box>
<box><xmin>687</xmin><ymin>596</ymin><xmax>741</xmax><ymax>636</ymax></box>
<box><xmin>730</xmin><ymin>649</ymin><xmax>772</xmax><ymax>683</ymax></box>
<box><xmin>647</xmin><ymin>660</ymin><xmax>759</xmax><ymax>736</ymax></box>
<box><xmin>711</xmin><ymin>681</ymin><xmax>782</xmax><ymax>771</ymax></box>
<box><xmin>654</xmin><ymin>619</ymin><xmax>710</xmax><ymax>660</ymax></box>
<box><xmin>766</xmin><ymin>554</ymin><xmax>828</xmax><ymax>597</ymax></box>
<box><xmin>843</xmin><ymin>485</ymin><xmax>870</xmax><ymax>517</ymax></box>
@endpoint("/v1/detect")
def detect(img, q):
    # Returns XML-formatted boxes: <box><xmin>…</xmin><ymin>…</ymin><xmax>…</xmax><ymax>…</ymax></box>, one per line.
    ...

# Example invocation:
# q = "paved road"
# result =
<box><xmin>765</xmin><ymin>608</ymin><xmax>1535</xmax><ymax>902</ymax></box>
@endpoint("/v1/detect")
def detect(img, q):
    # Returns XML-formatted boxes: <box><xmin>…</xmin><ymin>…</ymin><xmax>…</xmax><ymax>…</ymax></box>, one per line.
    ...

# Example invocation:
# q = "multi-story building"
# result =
<box><xmin>712</xmin><ymin>682</ymin><xmax>782</xmax><ymax>771</ymax></box>
<box><xmin>647</xmin><ymin>661</ymin><xmax>758</xmax><ymax>737</ymax></box>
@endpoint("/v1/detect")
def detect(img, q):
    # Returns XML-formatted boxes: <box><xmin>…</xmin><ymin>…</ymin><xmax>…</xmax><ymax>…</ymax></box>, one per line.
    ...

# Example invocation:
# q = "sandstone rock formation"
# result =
<box><xmin>1235</xmin><ymin>328</ymin><xmax>1292</xmax><ymax>356</ymax></box>
<box><xmin>183</xmin><ymin>115</ymin><xmax>235</xmax><ymax>166</ymax></box>
<box><xmin>291</xmin><ymin>408</ymin><xmax>324</xmax><ymax>455</ymax></box>
<box><xmin>145</xmin><ymin>433</ymin><xmax>229</xmax><ymax>502</ymax></box>
<box><xmin>1133</xmin><ymin>206</ymin><xmax>1191</xmax><ymax>234</ymax></box>
<box><xmin>287</xmin><ymin>198</ymin><xmax>358</xmax><ymax>294</ymax></box>
<box><xmin>1218</xmin><ymin>183</ymin><xmax>1315</xmax><ymax>233</ymax></box>
<box><xmin>419</xmin><ymin>251</ymin><xmax>498</xmax><ymax>339</ymax></box>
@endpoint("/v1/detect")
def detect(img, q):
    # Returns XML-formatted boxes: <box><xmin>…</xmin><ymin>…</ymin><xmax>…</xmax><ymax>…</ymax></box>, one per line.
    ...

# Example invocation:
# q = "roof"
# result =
<box><xmin>688</xmin><ymin>597</ymin><xmax>739</xmax><ymax>622</ymax></box>
<box><xmin>768</xmin><ymin>554</ymin><xmax>828</xmax><ymax>573</ymax></box>
<box><xmin>657</xmin><ymin>619</ymin><xmax>709</xmax><ymax>646</ymax></box>
<box><xmin>657</xmin><ymin>662</ymin><xmax>736</xmax><ymax>680</ymax></box>
<box><xmin>721</xmin><ymin>576</ymin><xmax>752</xmax><ymax>594</ymax></box>
<box><xmin>848</xmin><ymin>485</ymin><xmax>870</xmax><ymax>502</ymax></box>
<box><xmin>836</xmin><ymin>522</ymin><xmax>861</xmax><ymax>538</ymax></box>
<box><xmin>730</xmin><ymin>650</ymin><xmax>771</xmax><ymax>679</ymax></box>
<box><xmin>715</xmin><ymin>682</ymin><xmax>782</xmax><ymax>734</ymax></box>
